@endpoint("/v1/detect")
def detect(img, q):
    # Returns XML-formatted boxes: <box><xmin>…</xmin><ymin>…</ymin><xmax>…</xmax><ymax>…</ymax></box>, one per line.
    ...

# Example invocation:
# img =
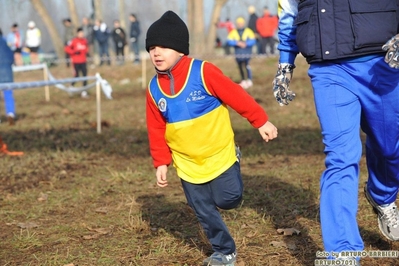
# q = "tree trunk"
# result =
<box><xmin>93</xmin><ymin>0</ymin><xmax>103</xmax><ymax>20</ymax></box>
<box><xmin>119</xmin><ymin>0</ymin><xmax>127</xmax><ymax>29</ymax></box>
<box><xmin>187</xmin><ymin>0</ymin><xmax>194</xmax><ymax>53</ymax></box>
<box><xmin>66</xmin><ymin>0</ymin><xmax>80</xmax><ymax>28</ymax></box>
<box><xmin>206</xmin><ymin>0</ymin><xmax>228</xmax><ymax>52</ymax></box>
<box><xmin>187</xmin><ymin>0</ymin><xmax>205</xmax><ymax>56</ymax></box>
<box><xmin>187</xmin><ymin>0</ymin><xmax>228</xmax><ymax>56</ymax></box>
<box><xmin>30</xmin><ymin>0</ymin><xmax>64</xmax><ymax>60</ymax></box>
<box><xmin>194</xmin><ymin>0</ymin><xmax>205</xmax><ymax>55</ymax></box>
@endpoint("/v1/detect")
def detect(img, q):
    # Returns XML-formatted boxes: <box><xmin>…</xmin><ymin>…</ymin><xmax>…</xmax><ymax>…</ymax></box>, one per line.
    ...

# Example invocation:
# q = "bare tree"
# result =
<box><xmin>30</xmin><ymin>0</ymin><xmax>64</xmax><ymax>59</ymax></box>
<box><xmin>188</xmin><ymin>0</ymin><xmax>204</xmax><ymax>55</ymax></box>
<box><xmin>93</xmin><ymin>0</ymin><xmax>103</xmax><ymax>20</ymax></box>
<box><xmin>187</xmin><ymin>0</ymin><xmax>228</xmax><ymax>56</ymax></box>
<box><xmin>119</xmin><ymin>0</ymin><xmax>127</xmax><ymax>30</ymax></box>
<box><xmin>206</xmin><ymin>0</ymin><xmax>228</xmax><ymax>52</ymax></box>
<box><xmin>66</xmin><ymin>0</ymin><xmax>80</xmax><ymax>28</ymax></box>
<box><xmin>187</xmin><ymin>0</ymin><xmax>195</xmax><ymax>53</ymax></box>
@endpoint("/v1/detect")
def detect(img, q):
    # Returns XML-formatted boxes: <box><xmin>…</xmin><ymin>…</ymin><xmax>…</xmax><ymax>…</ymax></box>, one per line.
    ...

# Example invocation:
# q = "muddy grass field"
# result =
<box><xmin>1</xmin><ymin>54</ymin><xmax>398</xmax><ymax>266</ymax></box>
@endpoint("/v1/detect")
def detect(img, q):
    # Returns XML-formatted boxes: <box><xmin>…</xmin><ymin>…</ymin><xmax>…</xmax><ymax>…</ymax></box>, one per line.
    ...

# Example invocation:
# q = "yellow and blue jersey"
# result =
<box><xmin>148</xmin><ymin>59</ymin><xmax>237</xmax><ymax>184</ymax></box>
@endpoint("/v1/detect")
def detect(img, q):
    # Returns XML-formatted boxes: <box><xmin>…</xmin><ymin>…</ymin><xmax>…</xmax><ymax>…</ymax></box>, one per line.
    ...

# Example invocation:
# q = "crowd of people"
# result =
<box><xmin>0</xmin><ymin>14</ymin><xmax>142</xmax><ymax>109</ymax></box>
<box><xmin>62</xmin><ymin>14</ymin><xmax>141</xmax><ymax>67</ymax></box>
<box><xmin>217</xmin><ymin>5</ymin><xmax>278</xmax><ymax>57</ymax></box>
<box><xmin>216</xmin><ymin>5</ymin><xmax>278</xmax><ymax>89</ymax></box>
<box><xmin>2</xmin><ymin>14</ymin><xmax>142</xmax><ymax>69</ymax></box>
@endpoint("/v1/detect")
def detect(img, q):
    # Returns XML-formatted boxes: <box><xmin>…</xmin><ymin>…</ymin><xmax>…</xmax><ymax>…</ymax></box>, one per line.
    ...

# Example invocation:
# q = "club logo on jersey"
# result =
<box><xmin>186</xmin><ymin>90</ymin><xmax>205</xmax><ymax>102</ymax></box>
<box><xmin>158</xmin><ymin>98</ymin><xmax>167</xmax><ymax>112</ymax></box>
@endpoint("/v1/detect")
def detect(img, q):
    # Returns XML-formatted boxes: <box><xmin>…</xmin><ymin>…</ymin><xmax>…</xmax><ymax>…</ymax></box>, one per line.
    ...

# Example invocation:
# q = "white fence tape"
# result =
<box><xmin>6</xmin><ymin>64</ymin><xmax>113</xmax><ymax>100</ymax></box>
<box><xmin>0</xmin><ymin>63</ymin><xmax>114</xmax><ymax>134</ymax></box>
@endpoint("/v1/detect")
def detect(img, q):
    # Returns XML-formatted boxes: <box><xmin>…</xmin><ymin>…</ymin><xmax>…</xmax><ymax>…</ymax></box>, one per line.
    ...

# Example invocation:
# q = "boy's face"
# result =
<box><xmin>77</xmin><ymin>31</ymin><xmax>84</xmax><ymax>38</ymax></box>
<box><xmin>236</xmin><ymin>21</ymin><xmax>245</xmax><ymax>29</ymax></box>
<box><xmin>149</xmin><ymin>46</ymin><xmax>184</xmax><ymax>71</ymax></box>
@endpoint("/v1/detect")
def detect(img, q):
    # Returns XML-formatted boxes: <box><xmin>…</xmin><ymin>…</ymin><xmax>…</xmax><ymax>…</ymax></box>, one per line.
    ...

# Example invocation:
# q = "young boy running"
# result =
<box><xmin>145</xmin><ymin>10</ymin><xmax>278</xmax><ymax>266</ymax></box>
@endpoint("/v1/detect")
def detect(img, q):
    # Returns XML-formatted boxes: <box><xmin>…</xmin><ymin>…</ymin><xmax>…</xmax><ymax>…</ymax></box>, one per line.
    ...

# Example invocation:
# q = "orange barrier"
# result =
<box><xmin>0</xmin><ymin>137</ymin><xmax>24</xmax><ymax>156</ymax></box>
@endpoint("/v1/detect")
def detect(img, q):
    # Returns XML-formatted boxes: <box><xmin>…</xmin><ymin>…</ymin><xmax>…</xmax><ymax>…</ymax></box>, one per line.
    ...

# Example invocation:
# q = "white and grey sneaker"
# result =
<box><xmin>203</xmin><ymin>251</ymin><xmax>236</xmax><ymax>266</ymax></box>
<box><xmin>364</xmin><ymin>184</ymin><xmax>399</xmax><ymax>241</ymax></box>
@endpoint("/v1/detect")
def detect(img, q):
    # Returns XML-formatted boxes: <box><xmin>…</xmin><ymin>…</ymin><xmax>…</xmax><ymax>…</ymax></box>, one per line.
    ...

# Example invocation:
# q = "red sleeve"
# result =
<box><xmin>146</xmin><ymin>89</ymin><xmax>172</xmax><ymax>168</ymax></box>
<box><xmin>84</xmin><ymin>40</ymin><xmax>89</xmax><ymax>54</ymax></box>
<box><xmin>203</xmin><ymin>61</ymin><xmax>268</xmax><ymax>128</ymax></box>
<box><xmin>64</xmin><ymin>41</ymin><xmax>73</xmax><ymax>55</ymax></box>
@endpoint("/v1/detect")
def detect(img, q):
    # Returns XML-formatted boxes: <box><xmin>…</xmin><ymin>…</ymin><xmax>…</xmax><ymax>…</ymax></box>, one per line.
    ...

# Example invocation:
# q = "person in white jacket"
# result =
<box><xmin>25</xmin><ymin>21</ymin><xmax>41</xmax><ymax>64</ymax></box>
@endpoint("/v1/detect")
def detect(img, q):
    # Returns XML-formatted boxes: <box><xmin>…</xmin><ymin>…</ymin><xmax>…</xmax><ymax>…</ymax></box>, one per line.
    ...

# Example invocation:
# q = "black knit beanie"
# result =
<box><xmin>145</xmin><ymin>10</ymin><xmax>189</xmax><ymax>55</ymax></box>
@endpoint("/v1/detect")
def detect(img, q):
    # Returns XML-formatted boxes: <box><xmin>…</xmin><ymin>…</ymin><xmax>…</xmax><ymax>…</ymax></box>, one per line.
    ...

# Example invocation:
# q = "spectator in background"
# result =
<box><xmin>256</xmin><ymin>6</ymin><xmax>278</xmax><ymax>56</ymax></box>
<box><xmin>128</xmin><ymin>13</ymin><xmax>141</xmax><ymax>64</ymax></box>
<box><xmin>226</xmin><ymin>17</ymin><xmax>256</xmax><ymax>89</ymax></box>
<box><xmin>112</xmin><ymin>19</ymin><xmax>127</xmax><ymax>65</ymax></box>
<box><xmin>216</xmin><ymin>18</ymin><xmax>235</xmax><ymax>55</ymax></box>
<box><xmin>6</xmin><ymin>23</ymin><xmax>23</xmax><ymax>66</ymax></box>
<box><xmin>25</xmin><ymin>21</ymin><xmax>41</xmax><ymax>64</ymax></box>
<box><xmin>63</xmin><ymin>18</ymin><xmax>75</xmax><ymax>67</ymax></box>
<box><xmin>64</xmin><ymin>27</ymin><xmax>89</xmax><ymax>98</ymax></box>
<box><xmin>93</xmin><ymin>19</ymin><xmax>111</xmax><ymax>66</ymax></box>
<box><xmin>81</xmin><ymin>17</ymin><xmax>94</xmax><ymax>63</ymax></box>
<box><xmin>0</xmin><ymin>35</ymin><xmax>16</xmax><ymax>125</ymax></box>
<box><xmin>247</xmin><ymin>5</ymin><xmax>260</xmax><ymax>54</ymax></box>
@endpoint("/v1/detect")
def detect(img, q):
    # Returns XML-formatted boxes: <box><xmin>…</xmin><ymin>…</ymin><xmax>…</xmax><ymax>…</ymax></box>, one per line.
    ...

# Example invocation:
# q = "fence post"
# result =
<box><xmin>142</xmin><ymin>53</ymin><xmax>147</xmax><ymax>89</ymax></box>
<box><xmin>43</xmin><ymin>64</ymin><xmax>50</xmax><ymax>102</ymax></box>
<box><xmin>96</xmin><ymin>74</ymin><xmax>101</xmax><ymax>134</ymax></box>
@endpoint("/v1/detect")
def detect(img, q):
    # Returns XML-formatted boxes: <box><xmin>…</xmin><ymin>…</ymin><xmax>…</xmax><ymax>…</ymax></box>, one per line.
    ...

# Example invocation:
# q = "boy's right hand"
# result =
<box><xmin>156</xmin><ymin>165</ymin><xmax>168</xmax><ymax>187</ymax></box>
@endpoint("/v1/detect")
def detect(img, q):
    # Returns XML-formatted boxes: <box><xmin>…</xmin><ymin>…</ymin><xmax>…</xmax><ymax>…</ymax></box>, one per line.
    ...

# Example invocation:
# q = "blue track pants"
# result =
<box><xmin>2</xmin><ymin>90</ymin><xmax>15</xmax><ymax>116</ymax></box>
<box><xmin>308</xmin><ymin>56</ymin><xmax>399</xmax><ymax>253</ymax></box>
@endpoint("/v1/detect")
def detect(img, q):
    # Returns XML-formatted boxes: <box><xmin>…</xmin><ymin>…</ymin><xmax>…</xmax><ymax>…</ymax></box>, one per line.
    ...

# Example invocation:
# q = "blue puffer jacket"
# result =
<box><xmin>94</xmin><ymin>23</ymin><xmax>110</xmax><ymax>44</ymax></box>
<box><xmin>278</xmin><ymin>0</ymin><xmax>399</xmax><ymax>64</ymax></box>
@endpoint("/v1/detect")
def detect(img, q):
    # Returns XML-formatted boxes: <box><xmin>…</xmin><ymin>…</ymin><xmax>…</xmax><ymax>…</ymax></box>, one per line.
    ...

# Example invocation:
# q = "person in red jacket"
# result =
<box><xmin>216</xmin><ymin>18</ymin><xmax>236</xmax><ymax>55</ymax></box>
<box><xmin>64</xmin><ymin>28</ymin><xmax>89</xmax><ymax>90</ymax></box>
<box><xmin>146</xmin><ymin>10</ymin><xmax>278</xmax><ymax>266</ymax></box>
<box><xmin>256</xmin><ymin>6</ymin><xmax>278</xmax><ymax>56</ymax></box>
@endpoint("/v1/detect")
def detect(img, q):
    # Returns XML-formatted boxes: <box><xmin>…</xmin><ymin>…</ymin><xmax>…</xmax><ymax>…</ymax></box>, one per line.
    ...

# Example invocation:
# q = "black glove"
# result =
<box><xmin>272</xmin><ymin>63</ymin><xmax>296</xmax><ymax>106</ymax></box>
<box><xmin>382</xmin><ymin>34</ymin><xmax>399</xmax><ymax>69</ymax></box>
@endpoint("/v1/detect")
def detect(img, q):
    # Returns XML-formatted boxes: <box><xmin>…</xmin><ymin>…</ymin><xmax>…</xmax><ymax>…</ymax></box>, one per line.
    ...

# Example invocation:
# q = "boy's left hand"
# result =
<box><xmin>258</xmin><ymin>121</ymin><xmax>278</xmax><ymax>142</ymax></box>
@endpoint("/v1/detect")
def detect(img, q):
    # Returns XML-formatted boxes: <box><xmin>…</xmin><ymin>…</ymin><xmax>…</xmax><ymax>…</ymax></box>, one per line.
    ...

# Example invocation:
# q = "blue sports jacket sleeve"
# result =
<box><xmin>277</xmin><ymin>0</ymin><xmax>300</xmax><ymax>64</ymax></box>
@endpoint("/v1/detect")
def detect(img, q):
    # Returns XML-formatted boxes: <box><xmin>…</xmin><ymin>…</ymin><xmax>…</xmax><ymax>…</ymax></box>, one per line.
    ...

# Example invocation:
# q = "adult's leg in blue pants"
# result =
<box><xmin>360</xmin><ymin>58</ymin><xmax>399</xmax><ymax>205</ymax></box>
<box><xmin>3</xmin><ymin>90</ymin><xmax>15</xmax><ymax>116</ymax></box>
<box><xmin>309</xmin><ymin>56</ymin><xmax>399</xmax><ymax>254</ymax></box>
<box><xmin>309</xmin><ymin>61</ymin><xmax>364</xmax><ymax>254</ymax></box>
<box><xmin>181</xmin><ymin>162</ymin><xmax>242</xmax><ymax>255</ymax></box>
